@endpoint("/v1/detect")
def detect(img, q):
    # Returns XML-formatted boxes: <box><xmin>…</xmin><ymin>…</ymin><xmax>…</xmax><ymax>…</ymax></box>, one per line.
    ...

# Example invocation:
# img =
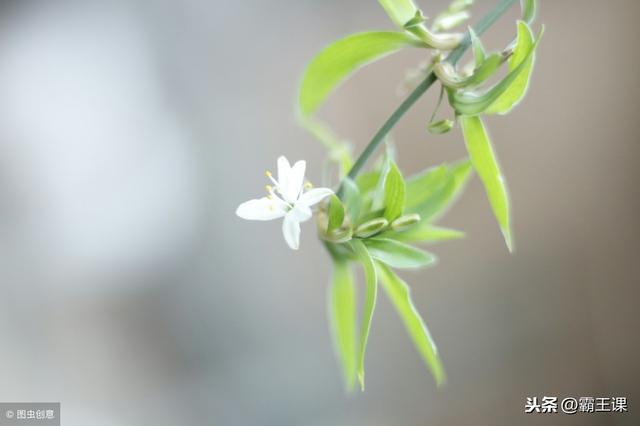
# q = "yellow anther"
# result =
<box><xmin>304</xmin><ymin>181</ymin><xmax>313</xmax><ymax>189</ymax></box>
<box><xmin>265</xmin><ymin>185</ymin><xmax>273</xmax><ymax>192</ymax></box>
<box><xmin>265</xmin><ymin>170</ymin><xmax>272</xmax><ymax>178</ymax></box>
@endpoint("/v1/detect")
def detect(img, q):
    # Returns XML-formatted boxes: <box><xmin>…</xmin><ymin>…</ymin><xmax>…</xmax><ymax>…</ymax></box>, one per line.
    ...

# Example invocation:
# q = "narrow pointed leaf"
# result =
<box><xmin>383</xmin><ymin>161</ymin><xmax>406</xmax><ymax>221</ymax></box>
<box><xmin>460</xmin><ymin>115</ymin><xmax>513</xmax><ymax>251</ymax></box>
<box><xmin>484</xmin><ymin>21</ymin><xmax>537</xmax><ymax>114</ymax></box>
<box><xmin>355</xmin><ymin>170</ymin><xmax>381</xmax><ymax>195</ymax></box>
<box><xmin>341</xmin><ymin>177</ymin><xmax>362</xmax><ymax>225</ymax></box>
<box><xmin>372</xmin><ymin>157</ymin><xmax>391</xmax><ymax>211</ymax></box>
<box><xmin>377</xmin><ymin>262</ymin><xmax>446</xmax><ymax>385</ymax></box>
<box><xmin>299</xmin><ymin>32</ymin><xmax>423</xmax><ymax>116</ymax></box>
<box><xmin>405</xmin><ymin>160</ymin><xmax>473</xmax><ymax>221</ymax></box>
<box><xmin>364</xmin><ymin>238</ymin><xmax>435</xmax><ymax>269</ymax></box>
<box><xmin>385</xmin><ymin>223</ymin><xmax>465</xmax><ymax>243</ymax></box>
<box><xmin>405</xmin><ymin>164</ymin><xmax>448</xmax><ymax>210</ymax></box>
<box><xmin>329</xmin><ymin>260</ymin><xmax>357</xmax><ymax>391</ymax></box>
<box><xmin>351</xmin><ymin>240</ymin><xmax>378</xmax><ymax>391</ymax></box>
<box><xmin>327</xmin><ymin>195</ymin><xmax>345</xmax><ymax>232</ymax></box>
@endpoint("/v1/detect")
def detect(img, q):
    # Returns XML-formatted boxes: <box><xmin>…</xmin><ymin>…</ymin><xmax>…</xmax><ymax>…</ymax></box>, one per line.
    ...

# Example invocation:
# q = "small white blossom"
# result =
<box><xmin>236</xmin><ymin>156</ymin><xmax>333</xmax><ymax>250</ymax></box>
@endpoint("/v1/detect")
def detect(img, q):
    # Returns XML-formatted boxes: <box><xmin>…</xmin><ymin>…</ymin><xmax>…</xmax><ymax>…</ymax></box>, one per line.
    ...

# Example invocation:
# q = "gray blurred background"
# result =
<box><xmin>0</xmin><ymin>0</ymin><xmax>638</xmax><ymax>425</ymax></box>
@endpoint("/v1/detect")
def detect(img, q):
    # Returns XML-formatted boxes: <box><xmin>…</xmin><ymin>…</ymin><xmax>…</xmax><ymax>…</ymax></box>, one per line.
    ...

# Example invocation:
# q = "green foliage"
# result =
<box><xmin>299</xmin><ymin>32</ymin><xmax>423</xmax><ymax>116</ymax></box>
<box><xmin>448</xmin><ymin>22</ymin><xmax>542</xmax><ymax>115</ymax></box>
<box><xmin>356</xmin><ymin>170</ymin><xmax>381</xmax><ymax>194</ymax></box>
<box><xmin>296</xmin><ymin>0</ymin><xmax>541</xmax><ymax>392</ymax></box>
<box><xmin>460</xmin><ymin>115</ymin><xmax>513</xmax><ymax>251</ymax></box>
<box><xmin>383</xmin><ymin>161</ymin><xmax>406</xmax><ymax>221</ymax></box>
<box><xmin>341</xmin><ymin>177</ymin><xmax>362</xmax><ymax>225</ymax></box>
<box><xmin>405</xmin><ymin>159</ymin><xmax>473</xmax><ymax>222</ymax></box>
<box><xmin>329</xmin><ymin>260</ymin><xmax>357</xmax><ymax>391</ymax></box>
<box><xmin>364</xmin><ymin>238</ymin><xmax>436</xmax><ymax>269</ymax></box>
<box><xmin>484</xmin><ymin>21</ymin><xmax>537</xmax><ymax>114</ymax></box>
<box><xmin>351</xmin><ymin>240</ymin><xmax>378</xmax><ymax>391</ymax></box>
<box><xmin>377</xmin><ymin>262</ymin><xmax>446</xmax><ymax>385</ymax></box>
<box><xmin>386</xmin><ymin>223</ymin><xmax>465</xmax><ymax>244</ymax></box>
<box><xmin>327</xmin><ymin>195</ymin><xmax>345</xmax><ymax>232</ymax></box>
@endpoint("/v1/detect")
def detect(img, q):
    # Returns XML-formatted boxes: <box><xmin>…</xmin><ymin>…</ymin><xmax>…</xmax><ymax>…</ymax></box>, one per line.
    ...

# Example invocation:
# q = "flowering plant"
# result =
<box><xmin>237</xmin><ymin>0</ymin><xmax>542</xmax><ymax>392</ymax></box>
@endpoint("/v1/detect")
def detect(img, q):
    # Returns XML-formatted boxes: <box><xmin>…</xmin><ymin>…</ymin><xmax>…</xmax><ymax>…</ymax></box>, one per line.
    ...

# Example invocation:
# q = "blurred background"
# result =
<box><xmin>0</xmin><ymin>0</ymin><xmax>638</xmax><ymax>425</ymax></box>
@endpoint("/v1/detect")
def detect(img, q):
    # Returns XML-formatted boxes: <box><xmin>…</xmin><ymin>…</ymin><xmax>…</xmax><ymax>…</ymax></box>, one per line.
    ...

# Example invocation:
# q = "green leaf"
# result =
<box><xmin>329</xmin><ymin>260</ymin><xmax>357</xmax><ymax>391</ymax></box>
<box><xmin>327</xmin><ymin>195</ymin><xmax>345</xmax><ymax>232</ymax></box>
<box><xmin>448</xmin><ymin>23</ymin><xmax>542</xmax><ymax>116</ymax></box>
<box><xmin>427</xmin><ymin>119</ymin><xmax>454</xmax><ymax>134</ymax></box>
<box><xmin>355</xmin><ymin>170</ymin><xmax>381</xmax><ymax>195</ymax></box>
<box><xmin>383</xmin><ymin>161</ymin><xmax>406</xmax><ymax>221</ymax></box>
<box><xmin>372</xmin><ymin>156</ymin><xmax>391</xmax><ymax>211</ymax></box>
<box><xmin>384</xmin><ymin>223</ymin><xmax>465</xmax><ymax>243</ymax></box>
<box><xmin>364</xmin><ymin>238</ymin><xmax>435</xmax><ymax>269</ymax></box>
<box><xmin>376</xmin><ymin>262</ymin><xmax>446</xmax><ymax>385</ymax></box>
<box><xmin>341</xmin><ymin>177</ymin><xmax>362</xmax><ymax>224</ymax></box>
<box><xmin>405</xmin><ymin>164</ymin><xmax>448</xmax><ymax>210</ymax></box>
<box><xmin>484</xmin><ymin>21</ymin><xmax>537</xmax><ymax>114</ymax></box>
<box><xmin>460</xmin><ymin>115</ymin><xmax>513</xmax><ymax>251</ymax></box>
<box><xmin>405</xmin><ymin>160</ymin><xmax>473</xmax><ymax>221</ymax></box>
<box><xmin>299</xmin><ymin>32</ymin><xmax>423</xmax><ymax>116</ymax></box>
<box><xmin>378</xmin><ymin>0</ymin><xmax>420</xmax><ymax>29</ymax></box>
<box><xmin>351</xmin><ymin>240</ymin><xmax>378</xmax><ymax>391</ymax></box>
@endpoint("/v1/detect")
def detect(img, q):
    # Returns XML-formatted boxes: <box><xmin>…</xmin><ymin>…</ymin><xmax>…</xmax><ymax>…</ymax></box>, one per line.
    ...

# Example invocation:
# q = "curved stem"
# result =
<box><xmin>338</xmin><ymin>0</ymin><xmax>519</xmax><ymax>196</ymax></box>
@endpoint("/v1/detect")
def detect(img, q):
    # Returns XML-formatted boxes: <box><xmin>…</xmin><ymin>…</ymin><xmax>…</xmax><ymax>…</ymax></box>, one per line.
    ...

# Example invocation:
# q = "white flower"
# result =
<box><xmin>236</xmin><ymin>156</ymin><xmax>333</xmax><ymax>250</ymax></box>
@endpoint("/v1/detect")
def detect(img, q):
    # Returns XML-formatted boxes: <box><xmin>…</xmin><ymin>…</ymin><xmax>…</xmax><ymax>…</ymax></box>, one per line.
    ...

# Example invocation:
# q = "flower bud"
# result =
<box><xmin>324</xmin><ymin>226</ymin><xmax>353</xmax><ymax>243</ymax></box>
<box><xmin>354</xmin><ymin>218</ymin><xmax>389</xmax><ymax>238</ymax></box>
<box><xmin>391</xmin><ymin>213</ymin><xmax>421</xmax><ymax>231</ymax></box>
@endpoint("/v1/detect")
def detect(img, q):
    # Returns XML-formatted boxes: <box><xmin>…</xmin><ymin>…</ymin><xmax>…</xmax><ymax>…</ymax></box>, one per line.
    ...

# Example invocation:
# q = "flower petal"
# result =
<box><xmin>283</xmin><ymin>160</ymin><xmax>306</xmax><ymax>202</ymax></box>
<box><xmin>282</xmin><ymin>214</ymin><xmax>301</xmax><ymax>250</ymax></box>
<box><xmin>277</xmin><ymin>156</ymin><xmax>291</xmax><ymax>193</ymax></box>
<box><xmin>299</xmin><ymin>187</ymin><xmax>333</xmax><ymax>206</ymax></box>
<box><xmin>236</xmin><ymin>197</ymin><xmax>286</xmax><ymax>221</ymax></box>
<box><xmin>289</xmin><ymin>203</ymin><xmax>312</xmax><ymax>223</ymax></box>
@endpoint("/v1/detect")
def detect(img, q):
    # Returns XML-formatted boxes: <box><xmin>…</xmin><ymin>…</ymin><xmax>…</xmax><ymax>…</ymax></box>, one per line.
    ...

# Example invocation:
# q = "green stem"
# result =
<box><xmin>338</xmin><ymin>0</ymin><xmax>519</xmax><ymax>196</ymax></box>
